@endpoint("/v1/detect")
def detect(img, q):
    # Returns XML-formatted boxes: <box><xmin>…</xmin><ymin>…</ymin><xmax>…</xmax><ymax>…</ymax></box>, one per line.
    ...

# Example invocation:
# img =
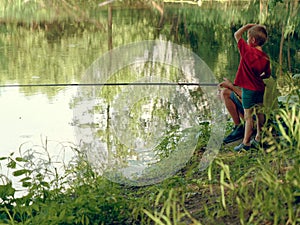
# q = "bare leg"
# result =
<box><xmin>220</xmin><ymin>88</ymin><xmax>243</xmax><ymax>125</ymax></box>
<box><xmin>255</xmin><ymin>104</ymin><xmax>265</xmax><ymax>142</ymax></box>
<box><xmin>243</xmin><ymin>108</ymin><xmax>253</xmax><ymax>145</ymax></box>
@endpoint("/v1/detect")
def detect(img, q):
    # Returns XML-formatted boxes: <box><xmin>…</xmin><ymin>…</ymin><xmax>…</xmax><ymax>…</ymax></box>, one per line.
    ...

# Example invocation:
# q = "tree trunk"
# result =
<box><xmin>287</xmin><ymin>34</ymin><xmax>291</xmax><ymax>72</ymax></box>
<box><xmin>151</xmin><ymin>0</ymin><xmax>164</xmax><ymax>27</ymax></box>
<box><xmin>108</xmin><ymin>6</ymin><xmax>113</xmax><ymax>50</ymax></box>
<box><xmin>279</xmin><ymin>25</ymin><xmax>284</xmax><ymax>76</ymax></box>
<box><xmin>259</xmin><ymin>0</ymin><xmax>268</xmax><ymax>23</ymax></box>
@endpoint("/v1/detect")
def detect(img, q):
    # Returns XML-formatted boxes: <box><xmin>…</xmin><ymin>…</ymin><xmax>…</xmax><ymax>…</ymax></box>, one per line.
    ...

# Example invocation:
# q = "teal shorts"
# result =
<box><xmin>241</xmin><ymin>88</ymin><xmax>264</xmax><ymax>109</ymax></box>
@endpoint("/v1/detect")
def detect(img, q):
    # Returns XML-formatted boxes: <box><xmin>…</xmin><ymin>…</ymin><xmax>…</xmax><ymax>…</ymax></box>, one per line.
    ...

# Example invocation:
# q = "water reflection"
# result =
<box><xmin>0</xmin><ymin>87</ymin><xmax>76</xmax><ymax>161</ymax></box>
<box><xmin>73</xmin><ymin>40</ymin><xmax>225</xmax><ymax>186</ymax></box>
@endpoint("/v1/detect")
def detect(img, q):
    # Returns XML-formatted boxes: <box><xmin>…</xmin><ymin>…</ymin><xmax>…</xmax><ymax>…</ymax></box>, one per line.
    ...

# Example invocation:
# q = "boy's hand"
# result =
<box><xmin>218</xmin><ymin>78</ymin><xmax>242</xmax><ymax>97</ymax></box>
<box><xmin>218</xmin><ymin>78</ymin><xmax>233</xmax><ymax>89</ymax></box>
<box><xmin>234</xmin><ymin>23</ymin><xmax>257</xmax><ymax>42</ymax></box>
<box><xmin>245</xmin><ymin>23</ymin><xmax>257</xmax><ymax>29</ymax></box>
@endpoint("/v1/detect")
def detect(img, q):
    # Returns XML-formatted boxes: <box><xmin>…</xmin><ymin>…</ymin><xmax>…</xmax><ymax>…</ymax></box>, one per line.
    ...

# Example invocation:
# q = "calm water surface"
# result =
<box><xmin>0</xmin><ymin>87</ymin><xmax>76</xmax><ymax>158</ymax></box>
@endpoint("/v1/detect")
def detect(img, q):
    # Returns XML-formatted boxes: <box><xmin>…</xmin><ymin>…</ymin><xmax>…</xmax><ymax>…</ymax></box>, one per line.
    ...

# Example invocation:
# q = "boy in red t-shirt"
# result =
<box><xmin>220</xmin><ymin>24</ymin><xmax>271</xmax><ymax>151</ymax></box>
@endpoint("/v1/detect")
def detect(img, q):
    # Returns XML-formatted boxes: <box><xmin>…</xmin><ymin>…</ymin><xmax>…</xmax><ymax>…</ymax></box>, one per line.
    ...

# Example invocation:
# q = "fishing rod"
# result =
<box><xmin>0</xmin><ymin>82</ymin><xmax>218</xmax><ymax>88</ymax></box>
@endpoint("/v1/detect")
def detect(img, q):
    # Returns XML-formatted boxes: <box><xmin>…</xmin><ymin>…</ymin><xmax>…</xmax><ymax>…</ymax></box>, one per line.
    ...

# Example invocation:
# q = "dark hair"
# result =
<box><xmin>248</xmin><ymin>25</ymin><xmax>268</xmax><ymax>46</ymax></box>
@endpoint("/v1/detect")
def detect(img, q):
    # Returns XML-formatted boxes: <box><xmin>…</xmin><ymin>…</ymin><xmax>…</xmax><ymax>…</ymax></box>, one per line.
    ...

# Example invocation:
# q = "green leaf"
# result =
<box><xmin>7</xmin><ymin>160</ymin><xmax>16</xmax><ymax>169</ymax></box>
<box><xmin>22</xmin><ymin>182</ymin><xmax>32</xmax><ymax>187</ymax></box>
<box><xmin>15</xmin><ymin>157</ymin><xmax>28</xmax><ymax>162</ymax></box>
<box><xmin>20</xmin><ymin>177</ymin><xmax>31</xmax><ymax>182</ymax></box>
<box><xmin>0</xmin><ymin>183</ymin><xmax>15</xmax><ymax>198</ymax></box>
<box><xmin>40</xmin><ymin>181</ymin><xmax>50</xmax><ymax>188</ymax></box>
<box><xmin>13</xmin><ymin>169</ymin><xmax>30</xmax><ymax>177</ymax></box>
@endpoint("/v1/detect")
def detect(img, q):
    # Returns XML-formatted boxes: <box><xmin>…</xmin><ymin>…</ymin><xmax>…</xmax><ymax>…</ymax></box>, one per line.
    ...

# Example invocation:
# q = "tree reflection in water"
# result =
<box><xmin>73</xmin><ymin>40</ymin><xmax>226</xmax><ymax>186</ymax></box>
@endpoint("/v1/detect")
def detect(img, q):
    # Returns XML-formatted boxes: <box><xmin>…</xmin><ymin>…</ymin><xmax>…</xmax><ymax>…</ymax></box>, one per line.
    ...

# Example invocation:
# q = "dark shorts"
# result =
<box><xmin>230</xmin><ymin>91</ymin><xmax>244</xmax><ymax>114</ymax></box>
<box><xmin>241</xmin><ymin>88</ymin><xmax>264</xmax><ymax>109</ymax></box>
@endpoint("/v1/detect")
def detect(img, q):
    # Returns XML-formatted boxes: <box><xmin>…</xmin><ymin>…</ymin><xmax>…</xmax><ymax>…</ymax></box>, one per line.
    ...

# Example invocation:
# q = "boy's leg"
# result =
<box><xmin>255</xmin><ymin>104</ymin><xmax>265</xmax><ymax>142</ymax></box>
<box><xmin>221</xmin><ymin>89</ymin><xmax>245</xmax><ymax>144</ymax></box>
<box><xmin>243</xmin><ymin>108</ymin><xmax>253</xmax><ymax>145</ymax></box>
<box><xmin>234</xmin><ymin>107</ymin><xmax>253</xmax><ymax>151</ymax></box>
<box><xmin>220</xmin><ymin>88</ymin><xmax>243</xmax><ymax>125</ymax></box>
<box><xmin>234</xmin><ymin>88</ymin><xmax>255</xmax><ymax>151</ymax></box>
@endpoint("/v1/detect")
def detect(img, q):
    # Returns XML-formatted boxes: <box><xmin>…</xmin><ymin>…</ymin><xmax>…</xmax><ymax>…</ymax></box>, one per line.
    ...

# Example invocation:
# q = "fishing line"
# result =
<box><xmin>0</xmin><ymin>82</ymin><xmax>218</xmax><ymax>88</ymax></box>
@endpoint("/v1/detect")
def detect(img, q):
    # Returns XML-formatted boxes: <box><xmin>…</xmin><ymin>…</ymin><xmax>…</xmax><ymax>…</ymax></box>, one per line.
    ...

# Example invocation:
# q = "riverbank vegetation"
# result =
<box><xmin>0</xmin><ymin>89</ymin><xmax>299</xmax><ymax>224</ymax></box>
<box><xmin>0</xmin><ymin>0</ymin><xmax>299</xmax><ymax>224</ymax></box>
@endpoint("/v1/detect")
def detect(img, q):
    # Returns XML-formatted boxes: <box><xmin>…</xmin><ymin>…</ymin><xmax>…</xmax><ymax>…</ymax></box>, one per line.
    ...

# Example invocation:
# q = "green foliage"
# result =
<box><xmin>0</xmin><ymin>145</ymin><xmax>132</xmax><ymax>225</ymax></box>
<box><xmin>142</xmin><ymin>188</ymin><xmax>201</xmax><ymax>225</ymax></box>
<box><xmin>1</xmin><ymin>95</ymin><xmax>299</xmax><ymax>224</ymax></box>
<box><xmin>194</xmin><ymin>99</ymin><xmax>300</xmax><ymax>224</ymax></box>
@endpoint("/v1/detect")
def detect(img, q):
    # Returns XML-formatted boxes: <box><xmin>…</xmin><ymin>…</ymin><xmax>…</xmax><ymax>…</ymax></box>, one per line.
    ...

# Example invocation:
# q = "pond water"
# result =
<box><xmin>0</xmin><ymin>87</ymin><xmax>76</xmax><ymax>159</ymax></box>
<box><xmin>0</xmin><ymin>4</ymin><xmax>299</xmax><ymax>187</ymax></box>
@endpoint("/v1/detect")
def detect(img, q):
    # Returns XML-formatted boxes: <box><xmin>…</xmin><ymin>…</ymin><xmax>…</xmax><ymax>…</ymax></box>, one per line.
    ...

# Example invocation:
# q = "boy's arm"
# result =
<box><xmin>234</xmin><ymin>24</ymin><xmax>256</xmax><ymax>42</ymax></box>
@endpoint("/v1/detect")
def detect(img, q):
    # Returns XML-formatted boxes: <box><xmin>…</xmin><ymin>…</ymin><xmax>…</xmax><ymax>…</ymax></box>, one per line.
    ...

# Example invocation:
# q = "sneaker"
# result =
<box><xmin>223</xmin><ymin>124</ymin><xmax>244</xmax><ymax>144</ymax></box>
<box><xmin>234</xmin><ymin>143</ymin><xmax>251</xmax><ymax>151</ymax></box>
<box><xmin>250</xmin><ymin>139</ymin><xmax>260</xmax><ymax>149</ymax></box>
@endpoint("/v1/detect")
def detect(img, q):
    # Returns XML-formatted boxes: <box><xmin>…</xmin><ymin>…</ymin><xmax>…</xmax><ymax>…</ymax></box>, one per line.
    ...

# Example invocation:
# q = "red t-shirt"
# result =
<box><xmin>234</xmin><ymin>39</ymin><xmax>271</xmax><ymax>92</ymax></box>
